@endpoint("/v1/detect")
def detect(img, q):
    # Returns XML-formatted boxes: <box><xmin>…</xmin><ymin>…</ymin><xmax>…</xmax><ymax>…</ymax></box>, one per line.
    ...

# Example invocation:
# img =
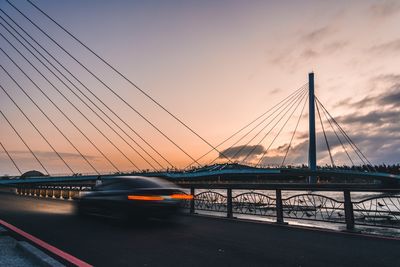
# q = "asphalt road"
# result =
<box><xmin>0</xmin><ymin>192</ymin><xmax>399</xmax><ymax>267</ymax></box>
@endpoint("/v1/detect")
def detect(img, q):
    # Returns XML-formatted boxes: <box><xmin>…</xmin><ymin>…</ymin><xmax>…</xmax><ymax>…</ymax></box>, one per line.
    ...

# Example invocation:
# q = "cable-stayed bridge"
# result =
<box><xmin>0</xmin><ymin>3</ymin><xmax>400</xmax><ymax>266</ymax></box>
<box><xmin>0</xmin><ymin>0</ymin><xmax>399</xmax><ymax>186</ymax></box>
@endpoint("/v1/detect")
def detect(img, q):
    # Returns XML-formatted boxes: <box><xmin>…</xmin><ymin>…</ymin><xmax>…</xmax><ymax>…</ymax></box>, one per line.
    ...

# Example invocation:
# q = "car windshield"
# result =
<box><xmin>94</xmin><ymin>177</ymin><xmax>177</xmax><ymax>191</ymax></box>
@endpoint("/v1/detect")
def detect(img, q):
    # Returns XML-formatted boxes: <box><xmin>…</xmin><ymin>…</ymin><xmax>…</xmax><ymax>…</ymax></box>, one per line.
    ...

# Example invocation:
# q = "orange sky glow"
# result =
<box><xmin>1</xmin><ymin>0</ymin><xmax>400</xmax><ymax>175</ymax></box>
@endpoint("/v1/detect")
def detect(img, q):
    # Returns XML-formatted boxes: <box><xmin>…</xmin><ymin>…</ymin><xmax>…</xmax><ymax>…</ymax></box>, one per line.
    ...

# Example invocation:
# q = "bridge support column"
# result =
<box><xmin>308</xmin><ymin>72</ymin><xmax>317</xmax><ymax>183</ymax></box>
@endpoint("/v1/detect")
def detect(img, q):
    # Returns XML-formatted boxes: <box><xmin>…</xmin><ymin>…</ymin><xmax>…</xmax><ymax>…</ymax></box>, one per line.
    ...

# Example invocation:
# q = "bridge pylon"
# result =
<box><xmin>308</xmin><ymin>72</ymin><xmax>317</xmax><ymax>183</ymax></box>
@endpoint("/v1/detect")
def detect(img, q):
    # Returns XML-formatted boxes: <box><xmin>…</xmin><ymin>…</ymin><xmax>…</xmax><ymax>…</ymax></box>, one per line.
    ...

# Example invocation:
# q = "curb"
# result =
<box><xmin>0</xmin><ymin>219</ymin><xmax>92</xmax><ymax>267</ymax></box>
<box><xmin>0</xmin><ymin>225</ymin><xmax>63</xmax><ymax>266</ymax></box>
<box><xmin>0</xmin><ymin>225</ymin><xmax>8</xmax><ymax>235</ymax></box>
<box><xmin>16</xmin><ymin>241</ymin><xmax>65</xmax><ymax>267</ymax></box>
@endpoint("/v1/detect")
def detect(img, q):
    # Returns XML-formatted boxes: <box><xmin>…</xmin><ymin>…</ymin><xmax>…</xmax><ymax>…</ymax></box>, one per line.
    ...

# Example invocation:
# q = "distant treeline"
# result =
<box><xmin>288</xmin><ymin>164</ymin><xmax>400</xmax><ymax>175</ymax></box>
<box><xmin>187</xmin><ymin>162</ymin><xmax>400</xmax><ymax>176</ymax></box>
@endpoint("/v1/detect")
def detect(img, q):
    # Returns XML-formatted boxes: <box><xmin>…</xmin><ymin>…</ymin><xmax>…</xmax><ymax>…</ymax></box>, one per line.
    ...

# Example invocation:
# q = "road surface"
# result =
<box><xmin>0</xmin><ymin>192</ymin><xmax>398</xmax><ymax>267</ymax></box>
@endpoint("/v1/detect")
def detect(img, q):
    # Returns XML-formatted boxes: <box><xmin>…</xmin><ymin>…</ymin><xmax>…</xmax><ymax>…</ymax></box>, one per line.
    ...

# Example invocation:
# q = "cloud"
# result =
<box><xmin>271</xmin><ymin>39</ymin><xmax>348</xmax><ymax>69</ymax></box>
<box><xmin>219</xmin><ymin>71</ymin><xmax>400</xmax><ymax>166</ymax></box>
<box><xmin>301</xmin><ymin>49</ymin><xmax>319</xmax><ymax>59</ymax></box>
<box><xmin>258</xmin><ymin>127</ymin><xmax>398</xmax><ymax>166</ymax></box>
<box><xmin>323</xmin><ymin>41</ymin><xmax>348</xmax><ymax>52</ymax></box>
<box><xmin>219</xmin><ymin>145</ymin><xmax>265</xmax><ymax>160</ymax></box>
<box><xmin>301</xmin><ymin>26</ymin><xmax>335</xmax><ymax>43</ymax></box>
<box><xmin>328</xmin><ymin>73</ymin><xmax>400</xmax><ymax>165</ymax></box>
<box><xmin>335</xmin><ymin>129</ymin><xmax>400</xmax><ymax>165</ymax></box>
<box><xmin>369</xmin><ymin>0</ymin><xmax>400</xmax><ymax>18</ymax></box>
<box><xmin>217</xmin><ymin>119</ymin><xmax>399</xmax><ymax>166</ymax></box>
<box><xmin>270</xmin><ymin>88</ymin><xmax>281</xmax><ymax>95</ymax></box>
<box><xmin>370</xmin><ymin>39</ymin><xmax>400</xmax><ymax>54</ymax></box>
<box><xmin>336</xmin><ymin>110</ymin><xmax>399</xmax><ymax>125</ymax></box>
<box><xmin>337</xmin><ymin>74</ymin><xmax>400</xmax><ymax>108</ymax></box>
<box><xmin>376</xmin><ymin>74</ymin><xmax>400</xmax><ymax>83</ymax></box>
<box><xmin>379</xmin><ymin>86</ymin><xmax>400</xmax><ymax>106</ymax></box>
<box><xmin>0</xmin><ymin>150</ymin><xmax>99</xmax><ymax>161</ymax></box>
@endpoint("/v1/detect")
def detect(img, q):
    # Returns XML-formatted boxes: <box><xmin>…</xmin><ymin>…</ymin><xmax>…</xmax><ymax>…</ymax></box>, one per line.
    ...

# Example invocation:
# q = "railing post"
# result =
<box><xmin>190</xmin><ymin>187</ymin><xmax>195</xmax><ymax>214</ymax></box>
<box><xmin>276</xmin><ymin>189</ymin><xmax>284</xmax><ymax>224</ymax></box>
<box><xmin>343</xmin><ymin>190</ymin><xmax>354</xmax><ymax>230</ymax></box>
<box><xmin>227</xmin><ymin>188</ymin><xmax>233</xmax><ymax>218</ymax></box>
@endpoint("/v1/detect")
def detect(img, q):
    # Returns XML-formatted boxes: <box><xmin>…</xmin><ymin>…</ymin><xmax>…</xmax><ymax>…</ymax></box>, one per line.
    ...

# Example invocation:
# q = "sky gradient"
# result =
<box><xmin>0</xmin><ymin>0</ymin><xmax>399</xmax><ymax>175</ymax></box>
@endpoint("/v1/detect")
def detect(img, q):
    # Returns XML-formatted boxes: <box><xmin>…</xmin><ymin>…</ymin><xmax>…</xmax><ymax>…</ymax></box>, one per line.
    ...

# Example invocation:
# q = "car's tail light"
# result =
<box><xmin>127</xmin><ymin>195</ymin><xmax>164</xmax><ymax>201</ymax></box>
<box><xmin>170</xmin><ymin>193</ymin><xmax>194</xmax><ymax>200</ymax></box>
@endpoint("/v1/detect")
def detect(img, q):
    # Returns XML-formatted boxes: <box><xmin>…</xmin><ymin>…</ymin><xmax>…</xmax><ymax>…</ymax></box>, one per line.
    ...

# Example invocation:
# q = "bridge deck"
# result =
<box><xmin>0</xmin><ymin>193</ymin><xmax>398</xmax><ymax>267</ymax></box>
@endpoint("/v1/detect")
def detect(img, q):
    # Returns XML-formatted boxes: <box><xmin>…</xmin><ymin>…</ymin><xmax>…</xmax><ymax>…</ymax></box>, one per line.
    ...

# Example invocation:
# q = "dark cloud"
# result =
<box><xmin>218</xmin><ymin>121</ymin><xmax>399</xmax><ymax>166</ymax></box>
<box><xmin>337</xmin><ymin>74</ymin><xmax>400</xmax><ymax>108</ymax></box>
<box><xmin>379</xmin><ymin>86</ymin><xmax>400</xmax><ymax>106</ymax></box>
<box><xmin>258</xmin><ymin>140</ymin><xmax>307</xmax><ymax>166</ymax></box>
<box><xmin>223</xmin><ymin>71</ymin><xmax>400</xmax><ymax>166</ymax></box>
<box><xmin>329</xmin><ymin>74</ymin><xmax>400</xmax><ymax>164</ymax></box>
<box><xmin>259</xmin><ymin>126</ymin><xmax>400</xmax><ymax>166</ymax></box>
<box><xmin>335</xmin><ymin>129</ymin><xmax>400</xmax><ymax>165</ymax></box>
<box><xmin>336</xmin><ymin>110</ymin><xmax>399</xmax><ymax>125</ymax></box>
<box><xmin>249</xmin><ymin>131</ymin><xmax>348</xmax><ymax>166</ymax></box>
<box><xmin>219</xmin><ymin>145</ymin><xmax>265</xmax><ymax>160</ymax></box>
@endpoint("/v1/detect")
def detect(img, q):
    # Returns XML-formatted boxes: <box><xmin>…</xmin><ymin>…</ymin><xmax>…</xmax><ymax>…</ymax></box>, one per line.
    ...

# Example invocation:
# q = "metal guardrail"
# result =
<box><xmin>15</xmin><ymin>184</ymin><xmax>92</xmax><ymax>200</ymax></box>
<box><xmin>180</xmin><ymin>183</ymin><xmax>400</xmax><ymax>230</ymax></box>
<box><xmin>12</xmin><ymin>182</ymin><xmax>400</xmax><ymax>230</ymax></box>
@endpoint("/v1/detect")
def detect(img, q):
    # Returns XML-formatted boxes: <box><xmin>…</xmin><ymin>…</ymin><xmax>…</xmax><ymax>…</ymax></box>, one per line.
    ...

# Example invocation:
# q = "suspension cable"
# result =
<box><xmin>0</xmin><ymin>110</ymin><xmax>49</xmax><ymax>174</ymax></box>
<box><xmin>184</xmin><ymin>84</ymin><xmax>308</xmax><ymax>168</ymax></box>
<box><xmin>315</xmin><ymin>97</ymin><xmax>375</xmax><ymax>171</ymax></box>
<box><xmin>6</xmin><ymin>2</ymin><xmax>205</xmax><ymax>166</ymax></box>
<box><xmin>208</xmin><ymin>86</ymin><xmax>307</xmax><ymax>165</ymax></box>
<box><xmin>0</xmin><ymin>141</ymin><xmax>22</xmax><ymax>175</ymax></box>
<box><xmin>254</xmin><ymin>91</ymin><xmax>308</xmax><ymax>166</ymax></box>
<box><xmin>316</xmin><ymin>100</ymin><xmax>335</xmax><ymax>167</ymax></box>
<box><xmin>0</xmin><ymin>51</ymin><xmax>120</xmax><ymax>173</ymax></box>
<box><xmin>23</xmin><ymin>0</ymin><xmax>229</xmax><ymax>162</ymax></box>
<box><xmin>230</xmin><ymin>89</ymin><xmax>307</xmax><ymax>163</ymax></box>
<box><xmin>0</xmin><ymin>12</ymin><xmax>168</xmax><ymax>169</ymax></box>
<box><xmin>322</xmin><ymin>106</ymin><xmax>369</xmax><ymax>170</ymax></box>
<box><xmin>0</xmin><ymin>34</ymin><xmax>140</xmax><ymax>171</ymax></box>
<box><xmin>0</xmin><ymin>83</ymin><xmax>75</xmax><ymax>174</ymax></box>
<box><xmin>316</xmin><ymin>97</ymin><xmax>372</xmax><ymax>168</ymax></box>
<box><xmin>0</xmin><ymin>65</ymin><xmax>100</xmax><ymax>174</ymax></box>
<box><xmin>280</xmin><ymin>92</ymin><xmax>308</xmax><ymax>167</ymax></box>
<box><xmin>318</xmin><ymin>98</ymin><xmax>354</xmax><ymax>166</ymax></box>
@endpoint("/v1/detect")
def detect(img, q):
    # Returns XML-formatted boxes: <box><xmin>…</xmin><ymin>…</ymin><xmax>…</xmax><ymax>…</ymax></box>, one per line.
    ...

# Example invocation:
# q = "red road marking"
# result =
<box><xmin>0</xmin><ymin>219</ymin><xmax>92</xmax><ymax>267</ymax></box>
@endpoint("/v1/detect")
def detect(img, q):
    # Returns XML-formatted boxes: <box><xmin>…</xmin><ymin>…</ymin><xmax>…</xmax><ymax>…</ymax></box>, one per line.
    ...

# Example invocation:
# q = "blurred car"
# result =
<box><xmin>75</xmin><ymin>176</ymin><xmax>192</xmax><ymax>220</ymax></box>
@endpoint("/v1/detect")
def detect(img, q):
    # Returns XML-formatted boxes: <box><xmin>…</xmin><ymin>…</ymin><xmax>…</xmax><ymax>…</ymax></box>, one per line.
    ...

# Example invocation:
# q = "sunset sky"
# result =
<box><xmin>0</xmin><ymin>0</ymin><xmax>399</xmax><ymax>175</ymax></box>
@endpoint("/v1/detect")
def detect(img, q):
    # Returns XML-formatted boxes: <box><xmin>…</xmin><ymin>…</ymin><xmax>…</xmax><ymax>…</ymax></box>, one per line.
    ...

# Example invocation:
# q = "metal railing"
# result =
<box><xmin>12</xmin><ymin>182</ymin><xmax>400</xmax><ymax>230</ymax></box>
<box><xmin>180</xmin><ymin>183</ymin><xmax>400</xmax><ymax>230</ymax></box>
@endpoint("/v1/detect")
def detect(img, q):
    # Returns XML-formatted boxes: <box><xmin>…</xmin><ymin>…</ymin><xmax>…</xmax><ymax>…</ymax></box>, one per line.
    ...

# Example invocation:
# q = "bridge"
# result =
<box><xmin>0</xmin><ymin>1</ymin><xmax>399</xmax><ymax>266</ymax></box>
